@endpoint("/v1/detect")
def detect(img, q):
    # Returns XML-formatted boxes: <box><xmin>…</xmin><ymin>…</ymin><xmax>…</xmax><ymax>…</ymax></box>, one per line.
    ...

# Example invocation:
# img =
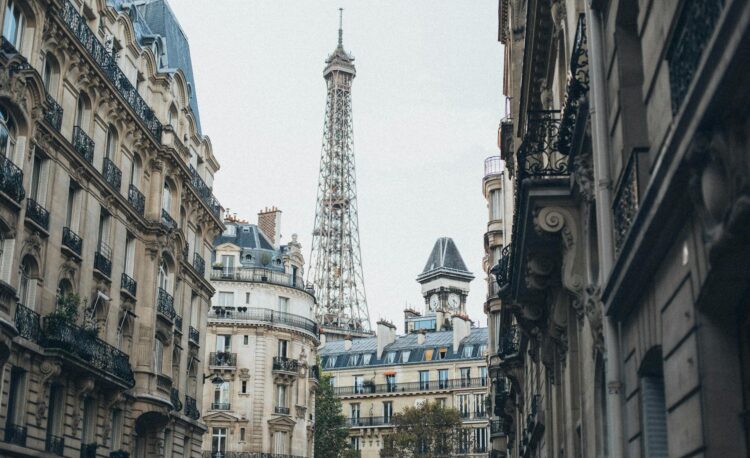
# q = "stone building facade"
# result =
<box><xmin>0</xmin><ymin>0</ymin><xmax>223</xmax><ymax>456</ymax></box>
<box><xmin>202</xmin><ymin>212</ymin><xmax>318</xmax><ymax>458</ymax></box>
<box><xmin>486</xmin><ymin>0</ymin><xmax>750</xmax><ymax>457</ymax></box>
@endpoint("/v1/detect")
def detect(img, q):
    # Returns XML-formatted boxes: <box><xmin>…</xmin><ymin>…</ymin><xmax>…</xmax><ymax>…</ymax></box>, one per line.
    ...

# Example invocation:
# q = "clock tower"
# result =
<box><xmin>416</xmin><ymin>237</ymin><xmax>474</xmax><ymax>320</ymax></box>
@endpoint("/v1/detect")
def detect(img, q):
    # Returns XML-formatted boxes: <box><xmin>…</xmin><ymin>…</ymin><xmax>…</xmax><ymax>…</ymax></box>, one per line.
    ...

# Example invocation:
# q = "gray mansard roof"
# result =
<box><xmin>213</xmin><ymin>223</ymin><xmax>286</xmax><ymax>272</ymax></box>
<box><xmin>416</xmin><ymin>237</ymin><xmax>475</xmax><ymax>283</ymax></box>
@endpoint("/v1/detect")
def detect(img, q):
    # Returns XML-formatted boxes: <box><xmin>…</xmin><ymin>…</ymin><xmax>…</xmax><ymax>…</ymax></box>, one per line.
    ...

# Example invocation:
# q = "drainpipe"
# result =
<box><xmin>586</xmin><ymin>3</ymin><xmax>625</xmax><ymax>457</ymax></box>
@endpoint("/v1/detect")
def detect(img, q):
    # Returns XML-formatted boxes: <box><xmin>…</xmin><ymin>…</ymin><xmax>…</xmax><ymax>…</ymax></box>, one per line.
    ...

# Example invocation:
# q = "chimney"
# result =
<box><xmin>344</xmin><ymin>335</ymin><xmax>352</xmax><ymax>351</ymax></box>
<box><xmin>257</xmin><ymin>207</ymin><xmax>282</xmax><ymax>248</ymax></box>
<box><xmin>376</xmin><ymin>320</ymin><xmax>396</xmax><ymax>359</ymax></box>
<box><xmin>319</xmin><ymin>332</ymin><xmax>326</xmax><ymax>348</ymax></box>
<box><xmin>436</xmin><ymin>310</ymin><xmax>445</xmax><ymax>331</ymax></box>
<box><xmin>452</xmin><ymin>314</ymin><xmax>471</xmax><ymax>352</ymax></box>
<box><xmin>417</xmin><ymin>330</ymin><xmax>426</xmax><ymax>345</ymax></box>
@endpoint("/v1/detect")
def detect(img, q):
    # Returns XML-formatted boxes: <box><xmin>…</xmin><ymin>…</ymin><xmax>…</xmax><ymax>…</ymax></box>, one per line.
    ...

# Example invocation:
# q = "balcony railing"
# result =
<box><xmin>185</xmin><ymin>395</ymin><xmax>200</xmax><ymax>420</ymax></box>
<box><xmin>459</xmin><ymin>411</ymin><xmax>489</xmax><ymax>420</ymax></box>
<box><xmin>500</xmin><ymin>326</ymin><xmax>521</xmax><ymax>358</ymax></box>
<box><xmin>484</xmin><ymin>156</ymin><xmax>503</xmax><ymax>178</ymax></box>
<box><xmin>102</xmin><ymin>158</ymin><xmax>122</xmax><ymax>192</ymax></box>
<box><xmin>26</xmin><ymin>198</ymin><xmax>50</xmax><ymax>231</ymax></box>
<box><xmin>45</xmin><ymin>93</ymin><xmax>63</xmax><ymax>131</ymax></box>
<box><xmin>613</xmin><ymin>149</ymin><xmax>648</xmax><ymax>255</ymax></box>
<box><xmin>274</xmin><ymin>406</ymin><xmax>290</xmax><ymax>415</ymax></box>
<box><xmin>62</xmin><ymin>227</ymin><xmax>83</xmax><ymax>256</ymax></box>
<box><xmin>517</xmin><ymin>111</ymin><xmax>566</xmax><ymax>179</ymax></box>
<box><xmin>273</xmin><ymin>356</ymin><xmax>298</xmax><ymax>373</ymax></box>
<box><xmin>188</xmin><ymin>165</ymin><xmax>222</xmax><ymax>219</ymax></box>
<box><xmin>188</xmin><ymin>326</ymin><xmax>200</xmax><ymax>344</ymax></box>
<box><xmin>209</xmin><ymin>351</ymin><xmax>237</xmax><ymax>368</ymax></box>
<box><xmin>60</xmin><ymin>0</ymin><xmax>162</xmax><ymax>141</ymax></box>
<box><xmin>490</xmin><ymin>244</ymin><xmax>512</xmax><ymax>295</ymax></box>
<box><xmin>212</xmin><ymin>402</ymin><xmax>231</xmax><ymax>411</ymax></box>
<box><xmin>161</xmin><ymin>209</ymin><xmax>177</xmax><ymax>231</ymax></box>
<box><xmin>14</xmin><ymin>303</ymin><xmax>41</xmax><ymax>341</ymax></box>
<box><xmin>310</xmin><ymin>365</ymin><xmax>320</xmax><ymax>381</ymax></box>
<box><xmin>558</xmin><ymin>14</ymin><xmax>589</xmax><ymax>157</ymax></box>
<box><xmin>81</xmin><ymin>442</ymin><xmax>97</xmax><ymax>458</ymax></box>
<box><xmin>208</xmin><ymin>307</ymin><xmax>319</xmax><ymax>337</ymax></box>
<box><xmin>346</xmin><ymin>416</ymin><xmax>392</xmax><ymax>427</ymax></box>
<box><xmin>72</xmin><ymin>126</ymin><xmax>94</xmax><ymax>164</ymax></box>
<box><xmin>4</xmin><ymin>422</ymin><xmax>27</xmax><ymax>446</ymax></box>
<box><xmin>94</xmin><ymin>251</ymin><xmax>112</xmax><ymax>277</ymax></box>
<box><xmin>121</xmin><ymin>273</ymin><xmax>137</xmax><ymax>297</ymax></box>
<box><xmin>110</xmin><ymin>451</ymin><xmax>130</xmax><ymax>458</ymax></box>
<box><xmin>333</xmin><ymin>377</ymin><xmax>488</xmax><ymax>396</ymax></box>
<box><xmin>490</xmin><ymin>418</ymin><xmax>510</xmax><ymax>436</ymax></box>
<box><xmin>193</xmin><ymin>252</ymin><xmax>205</xmax><ymax>275</ymax></box>
<box><xmin>202</xmin><ymin>454</ymin><xmax>307</xmax><ymax>458</ymax></box>
<box><xmin>128</xmin><ymin>184</ymin><xmax>145</xmax><ymax>216</ymax></box>
<box><xmin>0</xmin><ymin>154</ymin><xmax>25</xmax><ymax>203</ymax></box>
<box><xmin>211</xmin><ymin>267</ymin><xmax>308</xmax><ymax>291</ymax></box>
<box><xmin>171</xmin><ymin>388</ymin><xmax>182</xmax><ymax>412</ymax></box>
<box><xmin>157</xmin><ymin>287</ymin><xmax>175</xmax><ymax>321</ymax></box>
<box><xmin>42</xmin><ymin>316</ymin><xmax>135</xmax><ymax>387</ymax></box>
<box><xmin>45</xmin><ymin>433</ymin><xmax>65</xmax><ymax>455</ymax></box>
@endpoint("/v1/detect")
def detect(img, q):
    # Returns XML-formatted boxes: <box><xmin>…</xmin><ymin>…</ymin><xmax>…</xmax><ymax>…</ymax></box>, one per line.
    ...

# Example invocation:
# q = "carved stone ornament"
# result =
<box><xmin>573</xmin><ymin>149</ymin><xmax>595</xmax><ymax>202</ymax></box>
<box><xmin>534</xmin><ymin>206</ymin><xmax>585</xmax><ymax>295</ymax></box>
<box><xmin>71</xmin><ymin>377</ymin><xmax>96</xmax><ymax>434</ymax></box>
<box><xmin>35</xmin><ymin>360</ymin><xmax>63</xmax><ymax>426</ymax></box>
<box><xmin>583</xmin><ymin>284</ymin><xmax>604</xmax><ymax>359</ymax></box>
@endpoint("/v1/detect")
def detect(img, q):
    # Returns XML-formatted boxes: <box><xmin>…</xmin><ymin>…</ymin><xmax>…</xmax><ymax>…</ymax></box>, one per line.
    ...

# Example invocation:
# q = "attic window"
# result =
<box><xmin>384</xmin><ymin>352</ymin><xmax>396</xmax><ymax>364</ymax></box>
<box><xmin>223</xmin><ymin>226</ymin><xmax>236</xmax><ymax>237</ymax></box>
<box><xmin>348</xmin><ymin>354</ymin><xmax>361</xmax><ymax>366</ymax></box>
<box><xmin>325</xmin><ymin>356</ymin><xmax>336</xmax><ymax>368</ymax></box>
<box><xmin>243</xmin><ymin>227</ymin><xmax>250</xmax><ymax>232</ymax></box>
<box><xmin>438</xmin><ymin>348</ymin><xmax>448</xmax><ymax>360</ymax></box>
<box><xmin>362</xmin><ymin>354</ymin><xmax>372</xmax><ymax>365</ymax></box>
<box><xmin>461</xmin><ymin>346</ymin><xmax>474</xmax><ymax>358</ymax></box>
<box><xmin>244</xmin><ymin>254</ymin><xmax>252</xmax><ymax>261</ymax></box>
<box><xmin>400</xmin><ymin>351</ymin><xmax>411</xmax><ymax>363</ymax></box>
<box><xmin>423</xmin><ymin>349</ymin><xmax>434</xmax><ymax>361</ymax></box>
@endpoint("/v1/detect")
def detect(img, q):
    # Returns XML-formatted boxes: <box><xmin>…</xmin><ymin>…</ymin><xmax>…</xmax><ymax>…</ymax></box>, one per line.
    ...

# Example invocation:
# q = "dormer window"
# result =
<box><xmin>461</xmin><ymin>345</ymin><xmax>474</xmax><ymax>358</ymax></box>
<box><xmin>222</xmin><ymin>225</ymin><xmax>236</xmax><ymax>237</ymax></box>
<box><xmin>400</xmin><ymin>351</ymin><xmax>411</xmax><ymax>363</ymax></box>
<box><xmin>384</xmin><ymin>352</ymin><xmax>396</xmax><ymax>364</ymax></box>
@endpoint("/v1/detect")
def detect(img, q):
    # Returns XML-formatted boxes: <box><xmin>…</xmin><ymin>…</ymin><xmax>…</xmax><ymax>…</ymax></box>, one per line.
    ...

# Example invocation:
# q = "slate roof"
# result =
<box><xmin>213</xmin><ymin>223</ymin><xmax>285</xmax><ymax>271</ymax></box>
<box><xmin>416</xmin><ymin>237</ymin><xmax>474</xmax><ymax>283</ymax></box>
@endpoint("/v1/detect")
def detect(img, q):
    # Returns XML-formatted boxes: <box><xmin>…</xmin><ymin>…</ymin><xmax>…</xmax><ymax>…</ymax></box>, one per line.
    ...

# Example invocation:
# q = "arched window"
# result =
<box><xmin>75</xmin><ymin>94</ymin><xmax>89</xmax><ymax>129</ymax></box>
<box><xmin>158</xmin><ymin>259</ymin><xmax>169</xmax><ymax>293</ymax></box>
<box><xmin>129</xmin><ymin>154</ymin><xmax>141</xmax><ymax>188</ymax></box>
<box><xmin>168</xmin><ymin>105</ymin><xmax>178</xmax><ymax>126</ymax></box>
<box><xmin>0</xmin><ymin>106</ymin><xmax>16</xmax><ymax>159</ymax></box>
<box><xmin>2</xmin><ymin>0</ymin><xmax>24</xmax><ymax>50</ymax></box>
<box><xmin>162</xmin><ymin>181</ymin><xmax>172</xmax><ymax>214</ymax></box>
<box><xmin>42</xmin><ymin>52</ymin><xmax>59</xmax><ymax>94</ymax></box>
<box><xmin>18</xmin><ymin>256</ymin><xmax>38</xmax><ymax>308</ymax></box>
<box><xmin>105</xmin><ymin>125</ymin><xmax>117</xmax><ymax>160</ymax></box>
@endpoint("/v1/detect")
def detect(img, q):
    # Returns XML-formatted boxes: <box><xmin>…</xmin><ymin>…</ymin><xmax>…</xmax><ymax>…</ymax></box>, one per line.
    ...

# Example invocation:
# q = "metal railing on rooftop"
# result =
<box><xmin>210</xmin><ymin>267</ymin><xmax>308</xmax><ymax>291</ymax></box>
<box><xmin>484</xmin><ymin>156</ymin><xmax>504</xmax><ymax>177</ymax></box>
<box><xmin>208</xmin><ymin>307</ymin><xmax>319</xmax><ymax>337</ymax></box>
<box><xmin>332</xmin><ymin>377</ymin><xmax>487</xmax><ymax>396</ymax></box>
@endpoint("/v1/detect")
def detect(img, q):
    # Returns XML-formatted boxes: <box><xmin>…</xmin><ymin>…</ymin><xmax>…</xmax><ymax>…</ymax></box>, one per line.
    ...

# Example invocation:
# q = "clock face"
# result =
<box><xmin>429</xmin><ymin>294</ymin><xmax>439</xmax><ymax>310</ymax></box>
<box><xmin>448</xmin><ymin>293</ymin><xmax>460</xmax><ymax>309</ymax></box>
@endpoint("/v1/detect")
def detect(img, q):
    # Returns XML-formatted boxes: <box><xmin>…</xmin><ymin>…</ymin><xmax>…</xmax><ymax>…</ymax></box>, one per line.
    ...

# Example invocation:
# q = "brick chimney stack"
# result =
<box><xmin>257</xmin><ymin>207</ymin><xmax>282</xmax><ymax>247</ymax></box>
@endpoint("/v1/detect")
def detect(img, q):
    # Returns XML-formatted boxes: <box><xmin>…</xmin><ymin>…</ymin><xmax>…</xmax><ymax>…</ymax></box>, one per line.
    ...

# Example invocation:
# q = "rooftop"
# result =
<box><xmin>416</xmin><ymin>237</ymin><xmax>475</xmax><ymax>283</ymax></box>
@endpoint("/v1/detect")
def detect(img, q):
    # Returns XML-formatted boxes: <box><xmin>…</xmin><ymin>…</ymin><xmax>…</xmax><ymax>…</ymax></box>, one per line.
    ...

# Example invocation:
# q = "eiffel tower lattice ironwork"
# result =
<box><xmin>308</xmin><ymin>10</ymin><xmax>372</xmax><ymax>336</ymax></box>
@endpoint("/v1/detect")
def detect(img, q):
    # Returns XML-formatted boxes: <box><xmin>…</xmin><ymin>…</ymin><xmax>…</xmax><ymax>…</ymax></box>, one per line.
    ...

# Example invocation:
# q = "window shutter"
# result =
<box><xmin>26</xmin><ymin>278</ymin><xmax>37</xmax><ymax>311</ymax></box>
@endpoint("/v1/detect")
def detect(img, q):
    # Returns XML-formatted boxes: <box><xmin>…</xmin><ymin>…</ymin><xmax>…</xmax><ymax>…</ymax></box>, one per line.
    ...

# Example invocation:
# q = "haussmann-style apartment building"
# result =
<box><xmin>0</xmin><ymin>0</ymin><xmax>224</xmax><ymax>456</ymax></box>
<box><xmin>202</xmin><ymin>209</ymin><xmax>319</xmax><ymax>458</ymax></box>
<box><xmin>485</xmin><ymin>0</ymin><xmax>750</xmax><ymax>457</ymax></box>
<box><xmin>320</xmin><ymin>238</ymin><xmax>491</xmax><ymax>458</ymax></box>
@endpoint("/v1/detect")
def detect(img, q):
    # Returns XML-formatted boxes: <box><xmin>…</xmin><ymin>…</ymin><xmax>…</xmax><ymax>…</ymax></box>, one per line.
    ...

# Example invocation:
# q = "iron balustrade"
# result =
<box><xmin>211</xmin><ymin>267</ymin><xmax>307</xmax><ymax>291</ymax></box>
<box><xmin>668</xmin><ymin>0</ymin><xmax>725</xmax><ymax>114</ymax></box>
<box><xmin>26</xmin><ymin>198</ymin><xmax>50</xmax><ymax>230</ymax></box>
<box><xmin>72</xmin><ymin>126</ymin><xmax>94</xmax><ymax>164</ymax></box>
<box><xmin>188</xmin><ymin>326</ymin><xmax>200</xmax><ymax>344</ymax></box>
<box><xmin>188</xmin><ymin>165</ymin><xmax>223</xmax><ymax>219</ymax></box>
<box><xmin>0</xmin><ymin>153</ymin><xmax>25</xmax><ymax>203</ymax></box>
<box><xmin>484</xmin><ymin>156</ymin><xmax>503</xmax><ymax>177</ymax></box>
<box><xmin>346</xmin><ymin>416</ymin><xmax>392</xmax><ymax>427</ymax></box>
<box><xmin>45</xmin><ymin>434</ymin><xmax>65</xmax><ymax>455</ymax></box>
<box><xmin>4</xmin><ymin>422</ymin><xmax>27</xmax><ymax>446</ymax></box>
<box><xmin>273</xmin><ymin>357</ymin><xmax>298</xmax><ymax>373</ymax></box>
<box><xmin>185</xmin><ymin>395</ymin><xmax>200</xmax><ymax>420</ymax></box>
<box><xmin>81</xmin><ymin>442</ymin><xmax>97</xmax><ymax>458</ymax></box>
<box><xmin>157</xmin><ymin>287</ymin><xmax>175</xmax><ymax>321</ymax></box>
<box><xmin>60</xmin><ymin>1</ymin><xmax>162</xmax><ymax>141</ymax></box>
<box><xmin>612</xmin><ymin>150</ymin><xmax>646</xmax><ymax>254</ymax></box>
<box><xmin>14</xmin><ymin>303</ymin><xmax>41</xmax><ymax>342</ymax></box>
<box><xmin>209</xmin><ymin>351</ymin><xmax>237</xmax><ymax>367</ymax></box>
<box><xmin>121</xmin><ymin>273</ymin><xmax>137</xmax><ymax>297</ymax></box>
<box><xmin>42</xmin><ymin>316</ymin><xmax>135</xmax><ymax>387</ymax></box>
<box><xmin>94</xmin><ymin>251</ymin><xmax>112</xmax><ymax>277</ymax></box>
<box><xmin>500</xmin><ymin>326</ymin><xmax>521</xmax><ymax>358</ymax></box>
<box><xmin>62</xmin><ymin>227</ymin><xmax>83</xmax><ymax>256</ymax></box>
<box><xmin>128</xmin><ymin>184</ymin><xmax>145</xmax><ymax>216</ymax></box>
<box><xmin>110</xmin><ymin>451</ymin><xmax>130</xmax><ymax>458</ymax></box>
<box><xmin>209</xmin><ymin>307</ymin><xmax>319</xmax><ymax>337</ymax></box>
<box><xmin>517</xmin><ymin>111</ymin><xmax>566</xmax><ymax>178</ymax></box>
<box><xmin>274</xmin><ymin>406</ymin><xmax>290</xmax><ymax>415</ymax></box>
<box><xmin>558</xmin><ymin>14</ymin><xmax>590</xmax><ymax>157</ymax></box>
<box><xmin>333</xmin><ymin>377</ymin><xmax>487</xmax><ymax>396</ymax></box>
<box><xmin>102</xmin><ymin>158</ymin><xmax>122</xmax><ymax>192</ymax></box>
<box><xmin>212</xmin><ymin>402</ymin><xmax>231</xmax><ymax>411</ymax></box>
<box><xmin>490</xmin><ymin>244</ymin><xmax>512</xmax><ymax>294</ymax></box>
<box><xmin>490</xmin><ymin>419</ymin><xmax>509</xmax><ymax>435</ymax></box>
<box><xmin>171</xmin><ymin>388</ymin><xmax>183</xmax><ymax>412</ymax></box>
<box><xmin>459</xmin><ymin>411</ymin><xmax>489</xmax><ymax>420</ymax></box>
<box><xmin>193</xmin><ymin>252</ymin><xmax>205</xmax><ymax>275</ymax></box>
<box><xmin>174</xmin><ymin>315</ymin><xmax>183</xmax><ymax>332</ymax></box>
<box><xmin>161</xmin><ymin>209</ymin><xmax>177</xmax><ymax>231</ymax></box>
<box><xmin>45</xmin><ymin>93</ymin><xmax>63</xmax><ymax>131</ymax></box>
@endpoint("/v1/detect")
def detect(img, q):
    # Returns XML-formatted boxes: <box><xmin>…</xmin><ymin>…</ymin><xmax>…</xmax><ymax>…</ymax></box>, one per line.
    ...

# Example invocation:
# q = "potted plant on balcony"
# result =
<box><xmin>47</xmin><ymin>293</ymin><xmax>81</xmax><ymax>328</ymax></box>
<box><xmin>260</xmin><ymin>253</ymin><xmax>272</xmax><ymax>281</ymax></box>
<box><xmin>211</xmin><ymin>261</ymin><xmax>223</xmax><ymax>270</ymax></box>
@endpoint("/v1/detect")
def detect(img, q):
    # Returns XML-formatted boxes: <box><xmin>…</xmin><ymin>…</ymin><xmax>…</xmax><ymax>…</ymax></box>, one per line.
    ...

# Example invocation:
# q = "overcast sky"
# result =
<box><xmin>168</xmin><ymin>1</ymin><xmax>503</xmax><ymax>332</ymax></box>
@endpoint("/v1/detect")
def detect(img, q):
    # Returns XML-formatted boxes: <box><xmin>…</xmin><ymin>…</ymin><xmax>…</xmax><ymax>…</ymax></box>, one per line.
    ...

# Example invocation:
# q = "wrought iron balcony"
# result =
<box><xmin>193</xmin><ymin>252</ymin><xmax>205</xmax><ymax>275</ymax></box>
<box><xmin>157</xmin><ymin>287</ymin><xmax>175</xmax><ymax>321</ymax></box>
<box><xmin>332</xmin><ymin>377</ymin><xmax>487</xmax><ymax>396</ymax></box>
<box><xmin>490</xmin><ymin>244</ymin><xmax>512</xmax><ymax>296</ymax></box>
<box><xmin>45</xmin><ymin>433</ymin><xmax>65</xmax><ymax>455</ymax></box>
<box><xmin>558</xmin><ymin>14</ymin><xmax>589</xmax><ymax>157</ymax></box>
<box><xmin>161</xmin><ymin>209</ymin><xmax>177</xmax><ymax>231</ymax></box>
<box><xmin>42</xmin><ymin>316</ymin><xmax>135</xmax><ymax>387</ymax></box>
<box><xmin>81</xmin><ymin>442</ymin><xmax>97</xmax><ymax>458</ymax></box>
<box><xmin>613</xmin><ymin>149</ymin><xmax>648</xmax><ymax>254</ymax></box>
<box><xmin>208</xmin><ymin>194</ymin><xmax>222</xmax><ymax>219</ymax></box>
<box><xmin>62</xmin><ymin>227</ymin><xmax>83</xmax><ymax>256</ymax></box>
<box><xmin>490</xmin><ymin>418</ymin><xmax>510</xmax><ymax>436</ymax></box>
<box><xmin>208</xmin><ymin>307</ymin><xmax>319</xmax><ymax>337</ymax></box>
<box><xmin>174</xmin><ymin>315</ymin><xmax>183</xmax><ymax>332</ymax></box>
<box><xmin>668</xmin><ymin>0</ymin><xmax>725</xmax><ymax>114</ymax></box>
<box><xmin>26</xmin><ymin>198</ymin><xmax>50</xmax><ymax>231</ymax></box>
<box><xmin>188</xmin><ymin>165</ymin><xmax>223</xmax><ymax>219</ymax></box>
<box><xmin>273</xmin><ymin>356</ymin><xmax>299</xmax><ymax>373</ymax></box>
<box><xmin>517</xmin><ymin>111</ymin><xmax>565</xmax><ymax>179</ymax></box>
<box><xmin>128</xmin><ymin>184</ymin><xmax>145</xmax><ymax>216</ymax></box>
<box><xmin>209</xmin><ymin>351</ymin><xmax>237</xmax><ymax>368</ymax></box>
<box><xmin>171</xmin><ymin>388</ymin><xmax>182</xmax><ymax>412</ymax></box>
<box><xmin>60</xmin><ymin>0</ymin><xmax>162</xmax><ymax>140</ymax></box>
<box><xmin>484</xmin><ymin>156</ymin><xmax>503</xmax><ymax>178</ymax></box>
<box><xmin>121</xmin><ymin>273</ymin><xmax>137</xmax><ymax>297</ymax></box>
<box><xmin>72</xmin><ymin>126</ymin><xmax>94</xmax><ymax>164</ymax></box>
<box><xmin>4</xmin><ymin>422</ymin><xmax>27</xmax><ymax>446</ymax></box>
<box><xmin>346</xmin><ymin>416</ymin><xmax>392</xmax><ymax>427</ymax></box>
<box><xmin>274</xmin><ymin>406</ymin><xmax>290</xmax><ymax>415</ymax></box>
<box><xmin>185</xmin><ymin>395</ymin><xmax>200</xmax><ymax>420</ymax></box>
<box><xmin>45</xmin><ymin>93</ymin><xmax>63</xmax><ymax>131</ymax></box>
<box><xmin>188</xmin><ymin>326</ymin><xmax>200</xmax><ymax>345</ymax></box>
<box><xmin>499</xmin><ymin>326</ymin><xmax>521</xmax><ymax>358</ymax></box>
<box><xmin>94</xmin><ymin>251</ymin><xmax>112</xmax><ymax>278</ymax></box>
<box><xmin>102</xmin><ymin>158</ymin><xmax>122</xmax><ymax>191</ymax></box>
<box><xmin>212</xmin><ymin>402</ymin><xmax>231</xmax><ymax>411</ymax></box>
<box><xmin>14</xmin><ymin>303</ymin><xmax>41</xmax><ymax>341</ymax></box>
<box><xmin>210</xmin><ymin>267</ymin><xmax>308</xmax><ymax>291</ymax></box>
<box><xmin>0</xmin><ymin>153</ymin><xmax>25</xmax><ymax>203</ymax></box>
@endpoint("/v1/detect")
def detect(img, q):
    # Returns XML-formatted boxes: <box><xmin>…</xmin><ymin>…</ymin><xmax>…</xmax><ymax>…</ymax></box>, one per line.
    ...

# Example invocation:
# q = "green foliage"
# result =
<box><xmin>314</xmin><ymin>374</ymin><xmax>351</xmax><ymax>458</ymax></box>
<box><xmin>384</xmin><ymin>401</ymin><xmax>462</xmax><ymax>458</ymax></box>
<box><xmin>49</xmin><ymin>293</ymin><xmax>81</xmax><ymax>324</ymax></box>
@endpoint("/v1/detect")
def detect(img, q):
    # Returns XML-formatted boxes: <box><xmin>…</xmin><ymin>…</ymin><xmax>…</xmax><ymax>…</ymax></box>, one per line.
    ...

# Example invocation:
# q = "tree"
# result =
<box><xmin>384</xmin><ymin>401</ymin><xmax>462</xmax><ymax>458</ymax></box>
<box><xmin>314</xmin><ymin>374</ymin><xmax>351</xmax><ymax>458</ymax></box>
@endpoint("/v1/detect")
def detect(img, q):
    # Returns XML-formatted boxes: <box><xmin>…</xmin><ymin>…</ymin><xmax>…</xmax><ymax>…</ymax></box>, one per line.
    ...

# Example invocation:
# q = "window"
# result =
<box><xmin>217</xmin><ymin>291</ymin><xmax>233</xmax><ymax>307</ymax></box>
<box><xmin>384</xmin><ymin>352</ymin><xmax>396</xmax><ymax>364</ymax></box>
<box><xmin>278</xmin><ymin>296</ymin><xmax>289</xmax><ymax>314</ymax></box>
<box><xmin>436</xmin><ymin>397</ymin><xmax>446</xmax><ymax>408</ymax></box>
<box><xmin>273</xmin><ymin>431</ymin><xmax>289</xmax><ymax>455</ymax></box>
<box><xmin>354</xmin><ymin>375</ymin><xmax>364</xmax><ymax>394</ymax></box>
<box><xmin>158</xmin><ymin>259</ymin><xmax>170</xmax><ymax>293</ymax></box>
<box><xmin>162</xmin><ymin>181</ymin><xmax>172</xmax><ymax>214</ymax></box>
<box><xmin>81</xmin><ymin>397</ymin><xmax>97</xmax><ymax>446</ymax></box>
<box><xmin>46</xmin><ymin>384</ymin><xmax>64</xmax><ymax>443</ymax></box>
<box><xmin>110</xmin><ymin>408</ymin><xmax>123</xmax><ymax>450</ymax></box>
<box><xmin>474</xmin><ymin>427</ymin><xmax>487</xmax><ymax>452</ymax></box>
<box><xmin>362</xmin><ymin>353</ymin><xmax>372</xmax><ymax>365</ymax></box>
<box><xmin>105</xmin><ymin>125</ymin><xmax>117</xmax><ymax>160</ymax></box>
<box><xmin>461</xmin><ymin>345</ymin><xmax>474</xmax><ymax>358</ymax></box>
<box><xmin>460</xmin><ymin>368</ymin><xmax>471</xmax><ymax>387</ymax></box>
<box><xmin>383</xmin><ymin>401</ymin><xmax>393</xmax><ymax>422</ymax></box>
<box><xmin>348</xmin><ymin>354</ymin><xmax>361</xmax><ymax>366</ymax></box>
<box><xmin>29</xmin><ymin>154</ymin><xmax>44</xmax><ymax>202</ymax></box>
<box><xmin>276</xmin><ymin>384</ymin><xmax>287</xmax><ymax>408</ymax></box>
<box><xmin>423</xmin><ymin>349</ymin><xmax>434</xmax><ymax>361</ymax></box>
<box><xmin>385</xmin><ymin>374</ymin><xmax>396</xmax><ymax>392</ymax></box>
<box><xmin>438</xmin><ymin>369</ymin><xmax>449</xmax><ymax>389</ymax></box>
<box><xmin>474</xmin><ymin>394</ymin><xmax>486</xmax><ymax>417</ymax></box>
<box><xmin>351</xmin><ymin>437</ymin><xmax>360</xmax><ymax>451</ymax></box>
<box><xmin>214</xmin><ymin>382</ymin><xmax>229</xmax><ymax>408</ymax></box>
<box><xmin>18</xmin><ymin>256</ymin><xmax>36</xmax><ymax>307</ymax></box>
<box><xmin>325</xmin><ymin>356</ymin><xmax>336</xmax><ymax>369</ymax></box>
<box><xmin>241</xmin><ymin>380</ymin><xmax>247</xmax><ymax>394</ymax></box>
<box><xmin>6</xmin><ymin>367</ymin><xmax>26</xmax><ymax>430</ymax></box>
<box><xmin>640</xmin><ymin>349</ymin><xmax>668</xmax><ymax>457</ymax></box>
<box><xmin>277</xmin><ymin>339</ymin><xmax>288</xmax><ymax>358</ymax></box>
<box><xmin>350</xmin><ymin>403</ymin><xmax>360</xmax><ymax>420</ymax></box>
<box><xmin>239</xmin><ymin>427</ymin><xmax>246</xmax><ymax>442</ymax></box>
<box><xmin>97</xmin><ymin>209</ymin><xmax>111</xmax><ymax>258</ymax></box>
<box><xmin>216</xmin><ymin>335</ymin><xmax>231</xmax><ymax>352</ymax></box>
<box><xmin>456</xmin><ymin>394</ymin><xmax>470</xmax><ymax>418</ymax></box>
<box><xmin>43</xmin><ymin>54</ymin><xmax>55</xmax><ymax>92</ymax></box>
<box><xmin>438</xmin><ymin>347</ymin><xmax>448</xmax><ymax>360</ymax></box>
<box><xmin>124</xmin><ymin>233</ymin><xmax>135</xmax><ymax>276</ymax></box>
<box><xmin>490</xmin><ymin>189</ymin><xmax>503</xmax><ymax>221</ymax></box>
<box><xmin>329</xmin><ymin>376</ymin><xmax>336</xmax><ymax>387</ymax></box>
<box><xmin>243</xmin><ymin>335</ymin><xmax>249</xmax><ymax>345</ymax></box>
<box><xmin>3</xmin><ymin>1</ymin><xmax>24</xmax><ymax>49</ymax></box>
<box><xmin>0</xmin><ymin>106</ymin><xmax>16</xmax><ymax>159</ymax></box>
<box><xmin>479</xmin><ymin>367</ymin><xmax>487</xmax><ymax>387</ymax></box>
<box><xmin>221</xmin><ymin>254</ymin><xmax>234</xmax><ymax>275</ymax></box>
<box><xmin>65</xmin><ymin>184</ymin><xmax>78</xmax><ymax>229</ymax></box>
<box><xmin>154</xmin><ymin>339</ymin><xmax>164</xmax><ymax>374</ymax></box>
<box><xmin>211</xmin><ymin>428</ymin><xmax>227</xmax><ymax>455</ymax></box>
<box><xmin>400</xmin><ymin>351</ymin><xmax>411</xmax><ymax>363</ymax></box>
<box><xmin>419</xmin><ymin>370</ymin><xmax>430</xmax><ymax>390</ymax></box>
<box><xmin>129</xmin><ymin>155</ymin><xmax>141</xmax><ymax>188</ymax></box>
<box><xmin>245</xmin><ymin>292</ymin><xmax>250</xmax><ymax>304</ymax></box>
<box><xmin>75</xmin><ymin>94</ymin><xmax>87</xmax><ymax>128</ymax></box>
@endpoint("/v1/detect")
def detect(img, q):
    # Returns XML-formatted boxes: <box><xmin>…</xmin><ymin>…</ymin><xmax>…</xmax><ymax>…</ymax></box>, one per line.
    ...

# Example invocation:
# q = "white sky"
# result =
<box><xmin>168</xmin><ymin>0</ymin><xmax>503</xmax><ymax>332</ymax></box>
